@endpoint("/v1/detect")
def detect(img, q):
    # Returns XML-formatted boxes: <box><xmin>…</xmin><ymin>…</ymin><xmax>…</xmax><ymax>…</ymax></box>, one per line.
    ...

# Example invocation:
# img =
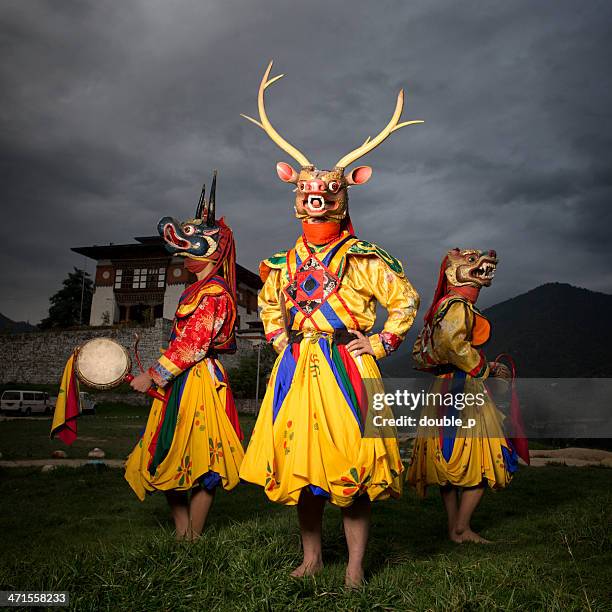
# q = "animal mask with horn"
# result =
<box><xmin>158</xmin><ymin>170</ymin><xmax>236</xmax><ymax>292</ymax></box>
<box><xmin>241</xmin><ymin>61</ymin><xmax>423</xmax><ymax>243</ymax></box>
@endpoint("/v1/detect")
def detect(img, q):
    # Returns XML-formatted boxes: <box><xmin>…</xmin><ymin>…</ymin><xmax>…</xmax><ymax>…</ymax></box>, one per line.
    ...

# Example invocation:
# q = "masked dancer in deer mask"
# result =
<box><xmin>125</xmin><ymin>172</ymin><xmax>244</xmax><ymax>540</ymax></box>
<box><xmin>239</xmin><ymin>62</ymin><xmax>421</xmax><ymax>586</ymax></box>
<box><xmin>408</xmin><ymin>249</ymin><xmax>528</xmax><ymax>543</ymax></box>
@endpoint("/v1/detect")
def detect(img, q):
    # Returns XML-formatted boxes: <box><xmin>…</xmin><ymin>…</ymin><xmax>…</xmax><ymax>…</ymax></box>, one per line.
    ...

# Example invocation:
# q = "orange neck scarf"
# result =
<box><xmin>301</xmin><ymin>221</ymin><xmax>341</xmax><ymax>246</ymax></box>
<box><xmin>448</xmin><ymin>285</ymin><xmax>480</xmax><ymax>304</ymax></box>
<box><xmin>184</xmin><ymin>258</ymin><xmax>211</xmax><ymax>273</ymax></box>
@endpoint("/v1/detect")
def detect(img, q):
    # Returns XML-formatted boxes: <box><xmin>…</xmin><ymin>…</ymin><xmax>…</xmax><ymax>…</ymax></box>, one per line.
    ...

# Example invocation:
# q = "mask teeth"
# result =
<box><xmin>472</xmin><ymin>261</ymin><xmax>496</xmax><ymax>280</ymax></box>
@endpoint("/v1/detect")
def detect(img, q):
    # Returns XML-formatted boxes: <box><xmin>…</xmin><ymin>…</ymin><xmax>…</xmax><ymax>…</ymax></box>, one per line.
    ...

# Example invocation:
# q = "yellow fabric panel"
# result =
<box><xmin>258</xmin><ymin>268</ymin><xmax>286</xmax><ymax>339</ymax></box>
<box><xmin>175</xmin><ymin>282</ymin><xmax>225</xmax><ymax>317</ymax></box>
<box><xmin>368</xmin><ymin>333</ymin><xmax>387</xmax><ymax>360</ymax></box>
<box><xmin>433</xmin><ymin>301</ymin><xmax>489</xmax><ymax>378</ymax></box>
<box><xmin>303</xmin><ymin>306</ymin><xmax>331</xmax><ymax>331</ymax></box>
<box><xmin>343</xmin><ymin>254</ymin><xmax>419</xmax><ymax>342</ymax></box>
<box><xmin>157</xmin><ymin>354</ymin><xmax>184</xmax><ymax>378</ymax></box>
<box><xmin>239</xmin><ymin>338</ymin><xmax>403</xmax><ymax>507</ymax></box>
<box><xmin>406</xmin><ymin>376</ymin><xmax>514</xmax><ymax>496</ymax></box>
<box><xmin>257</xmin><ymin>236</ymin><xmax>419</xmax><ymax>356</ymax></box>
<box><xmin>124</xmin><ymin>358</ymin><xmax>244</xmax><ymax>501</ymax></box>
<box><xmin>407</xmin><ymin>297</ymin><xmax>513</xmax><ymax>495</ymax></box>
<box><xmin>50</xmin><ymin>352</ymin><xmax>77</xmax><ymax>436</ymax></box>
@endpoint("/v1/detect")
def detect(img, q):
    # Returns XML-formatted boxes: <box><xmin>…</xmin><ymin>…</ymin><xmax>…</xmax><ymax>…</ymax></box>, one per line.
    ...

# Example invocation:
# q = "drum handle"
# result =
<box><xmin>133</xmin><ymin>333</ymin><xmax>145</xmax><ymax>373</ymax></box>
<box><xmin>130</xmin><ymin>333</ymin><xmax>164</xmax><ymax>400</ymax></box>
<box><xmin>124</xmin><ymin>374</ymin><xmax>166</xmax><ymax>402</ymax></box>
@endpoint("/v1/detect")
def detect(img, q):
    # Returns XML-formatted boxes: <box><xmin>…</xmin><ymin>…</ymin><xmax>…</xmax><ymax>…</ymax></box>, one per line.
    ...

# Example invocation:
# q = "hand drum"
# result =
<box><xmin>74</xmin><ymin>338</ymin><xmax>164</xmax><ymax>401</ymax></box>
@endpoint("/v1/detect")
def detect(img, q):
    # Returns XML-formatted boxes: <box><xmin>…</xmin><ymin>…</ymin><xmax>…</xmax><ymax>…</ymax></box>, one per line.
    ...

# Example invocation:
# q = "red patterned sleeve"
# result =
<box><xmin>149</xmin><ymin>294</ymin><xmax>228</xmax><ymax>387</ymax></box>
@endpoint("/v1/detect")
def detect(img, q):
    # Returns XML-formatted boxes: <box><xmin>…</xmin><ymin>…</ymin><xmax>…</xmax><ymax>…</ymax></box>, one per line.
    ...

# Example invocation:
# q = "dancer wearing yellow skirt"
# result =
<box><xmin>240</xmin><ymin>230</ymin><xmax>419</xmax><ymax>583</ymax></box>
<box><xmin>126</xmin><ymin>172</ymin><xmax>244</xmax><ymax>540</ymax></box>
<box><xmin>240</xmin><ymin>62</ymin><xmax>422</xmax><ymax>584</ymax></box>
<box><xmin>408</xmin><ymin>248</ymin><xmax>520</xmax><ymax>544</ymax></box>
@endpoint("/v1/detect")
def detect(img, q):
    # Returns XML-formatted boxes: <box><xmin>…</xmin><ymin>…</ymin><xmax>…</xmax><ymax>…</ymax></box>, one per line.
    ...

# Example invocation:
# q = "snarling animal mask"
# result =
<box><xmin>158</xmin><ymin>171</ymin><xmax>236</xmax><ymax>290</ymax></box>
<box><xmin>422</xmin><ymin>248</ymin><xmax>498</xmax><ymax>326</ymax></box>
<box><xmin>444</xmin><ymin>249</ymin><xmax>498</xmax><ymax>288</ymax></box>
<box><xmin>242</xmin><ymin>61</ymin><xmax>423</xmax><ymax>225</ymax></box>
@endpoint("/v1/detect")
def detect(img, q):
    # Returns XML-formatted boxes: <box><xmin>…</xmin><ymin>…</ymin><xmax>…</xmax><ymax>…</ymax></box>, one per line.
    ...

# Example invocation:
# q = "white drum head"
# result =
<box><xmin>75</xmin><ymin>338</ymin><xmax>131</xmax><ymax>389</ymax></box>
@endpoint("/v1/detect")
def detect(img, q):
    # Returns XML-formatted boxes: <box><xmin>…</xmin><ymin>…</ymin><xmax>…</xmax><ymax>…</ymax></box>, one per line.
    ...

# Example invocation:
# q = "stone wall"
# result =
<box><xmin>83</xmin><ymin>392</ymin><xmax>262</xmax><ymax>414</ymax></box>
<box><xmin>234</xmin><ymin>398</ymin><xmax>262</xmax><ymax>415</ymax></box>
<box><xmin>0</xmin><ymin>319</ymin><xmax>253</xmax><ymax>386</ymax></box>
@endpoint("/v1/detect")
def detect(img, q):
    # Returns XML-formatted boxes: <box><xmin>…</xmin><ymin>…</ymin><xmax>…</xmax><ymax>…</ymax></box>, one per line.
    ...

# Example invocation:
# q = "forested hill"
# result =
<box><xmin>483</xmin><ymin>283</ymin><xmax>612</xmax><ymax>377</ymax></box>
<box><xmin>0</xmin><ymin>313</ymin><xmax>35</xmax><ymax>334</ymax></box>
<box><xmin>382</xmin><ymin>283</ymin><xmax>611</xmax><ymax>378</ymax></box>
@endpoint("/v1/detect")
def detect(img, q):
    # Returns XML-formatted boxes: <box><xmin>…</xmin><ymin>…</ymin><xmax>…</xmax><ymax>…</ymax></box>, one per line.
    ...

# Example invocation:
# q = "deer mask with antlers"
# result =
<box><xmin>242</xmin><ymin>62</ymin><xmax>423</xmax><ymax>233</ymax></box>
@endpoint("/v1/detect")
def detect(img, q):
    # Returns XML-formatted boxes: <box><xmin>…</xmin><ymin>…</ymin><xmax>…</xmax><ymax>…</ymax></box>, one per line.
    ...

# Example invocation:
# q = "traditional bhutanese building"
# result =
<box><xmin>72</xmin><ymin>236</ymin><xmax>262</xmax><ymax>332</ymax></box>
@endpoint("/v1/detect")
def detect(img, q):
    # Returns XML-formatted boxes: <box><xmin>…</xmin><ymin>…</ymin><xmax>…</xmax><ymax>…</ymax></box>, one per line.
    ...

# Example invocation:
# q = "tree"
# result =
<box><xmin>39</xmin><ymin>268</ymin><xmax>93</xmax><ymax>329</ymax></box>
<box><xmin>227</xmin><ymin>344</ymin><xmax>276</xmax><ymax>399</ymax></box>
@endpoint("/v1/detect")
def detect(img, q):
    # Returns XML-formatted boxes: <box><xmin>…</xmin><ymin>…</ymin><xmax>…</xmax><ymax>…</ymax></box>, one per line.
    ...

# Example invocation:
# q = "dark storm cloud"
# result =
<box><xmin>1</xmin><ymin>0</ymin><xmax>611</xmax><ymax>323</ymax></box>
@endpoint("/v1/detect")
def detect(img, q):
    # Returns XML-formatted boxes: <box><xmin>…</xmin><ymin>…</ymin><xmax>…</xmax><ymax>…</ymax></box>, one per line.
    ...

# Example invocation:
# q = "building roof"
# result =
<box><xmin>72</xmin><ymin>236</ymin><xmax>262</xmax><ymax>289</ymax></box>
<box><xmin>72</xmin><ymin>242</ymin><xmax>168</xmax><ymax>260</ymax></box>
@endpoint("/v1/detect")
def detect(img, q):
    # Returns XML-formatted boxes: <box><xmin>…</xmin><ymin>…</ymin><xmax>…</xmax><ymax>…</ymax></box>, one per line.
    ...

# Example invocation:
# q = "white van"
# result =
<box><xmin>0</xmin><ymin>390</ymin><xmax>52</xmax><ymax>415</ymax></box>
<box><xmin>79</xmin><ymin>392</ymin><xmax>97</xmax><ymax>415</ymax></box>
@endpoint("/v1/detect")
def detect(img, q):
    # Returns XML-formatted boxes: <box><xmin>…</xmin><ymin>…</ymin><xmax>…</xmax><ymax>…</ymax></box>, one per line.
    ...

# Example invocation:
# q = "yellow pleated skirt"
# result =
<box><xmin>125</xmin><ymin>359</ymin><xmax>244</xmax><ymax>501</ymax></box>
<box><xmin>239</xmin><ymin>336</ymin><xmax>404</xmax><ymax>507</ymax></box>
<box><xmin>406</xmin><ymin>375</ymin><xmax>517</xmax><ymax>497</ymax></box>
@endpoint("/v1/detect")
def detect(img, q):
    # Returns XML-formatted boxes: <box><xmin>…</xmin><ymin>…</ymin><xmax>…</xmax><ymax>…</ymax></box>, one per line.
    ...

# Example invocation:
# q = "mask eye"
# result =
<box><xmin>182</xmin><ymin>224</ymin><xmax>195</xmax><ymax>236</ymax></box>
<box><xmin>328</xmin><ymin>180</ymin><xmax>340</xmax><ymax>193</ymax></box>
<box><xmin>468</xmin><ymin>256</ymin><xmax>476</xmax><ymax>263</ymax></box>
<box><xmin>202</xmin><ymin>227</ymin><xmax>220</xmax><ymax>237</ymax></box>
<box><xmin>298</xmin><ymin>181</ymin><xmax>307</xmax><ymax>191</ymax></box>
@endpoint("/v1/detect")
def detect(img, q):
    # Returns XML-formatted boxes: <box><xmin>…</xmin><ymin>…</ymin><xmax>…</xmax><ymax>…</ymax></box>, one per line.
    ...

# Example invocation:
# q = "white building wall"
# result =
<box><xmin>163</xmin><ymin>283</ymin><xmax>186</xmax><ymax>320</ymax></box>
<box><xmin>236</xmin><ymin>280</ymin><xmax>261</xmax><ymax>329</ymax></box>
<box><xmin>89</xmin><ymin>285</ymin><xmax>117</xmax><ymax>326</ymax></box>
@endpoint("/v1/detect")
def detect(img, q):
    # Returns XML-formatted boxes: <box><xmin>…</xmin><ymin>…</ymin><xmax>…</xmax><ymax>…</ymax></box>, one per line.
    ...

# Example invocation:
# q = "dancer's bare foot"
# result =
<box><xmin>451</xmin><ymin>528</ymin><xmax>493</xmax><ymax>544</ymax></box>
<box><xmin>290</xmin><ymin>558</ymin><xmax>323</xmax><ymax>578</ymax></box>
<box><xmin>344</xmin><ymin>565</ymin><xmax>364</xmax><ymax>589</ymax></box>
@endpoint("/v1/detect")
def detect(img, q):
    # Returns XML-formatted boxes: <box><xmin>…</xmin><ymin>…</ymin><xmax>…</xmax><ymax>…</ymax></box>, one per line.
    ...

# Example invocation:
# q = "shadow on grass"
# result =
<box><xmin>0</xmin><ymin>464</ymin><xmax>610</xmax><ymax>610</ymax></box>
<box><xmin>364</xmin><ymin>464</ymin><xmax>612</xmax><ymax>577</ymax></box>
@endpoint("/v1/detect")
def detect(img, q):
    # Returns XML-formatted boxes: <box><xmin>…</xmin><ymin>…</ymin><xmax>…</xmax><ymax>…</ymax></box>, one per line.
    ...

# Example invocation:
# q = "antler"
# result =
<box><xmin>241</xmin><ymin>61</ymin><xmax>312</xmax><ymax>167</ymax></box>
<box><xmin>335</xmin><ymin>90</ymin><xmax>423</xmax><ymax>169</ymax></box>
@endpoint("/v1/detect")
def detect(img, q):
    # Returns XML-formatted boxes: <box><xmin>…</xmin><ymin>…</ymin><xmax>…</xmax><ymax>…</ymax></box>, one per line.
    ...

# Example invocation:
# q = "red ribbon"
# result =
<box><xmin>493</xmin><ymin>353</ymin><xmax>530</xmax><ymax>465</ymax></box>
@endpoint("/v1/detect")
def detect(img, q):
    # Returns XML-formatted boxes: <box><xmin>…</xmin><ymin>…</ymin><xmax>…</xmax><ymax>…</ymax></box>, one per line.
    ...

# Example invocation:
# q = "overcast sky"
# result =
<box><xmin>1</xmin><ymin>0</ymin><xmax>611</xmax><ymax>324</ymax></box>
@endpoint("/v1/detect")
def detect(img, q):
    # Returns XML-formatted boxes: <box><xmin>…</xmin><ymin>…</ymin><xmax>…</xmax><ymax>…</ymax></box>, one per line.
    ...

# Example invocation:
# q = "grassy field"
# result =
<box><xmin>0</xmin><ymin>404</ymin><xmax>147</xmax><ymax>461</ymax></box>
<box><xmin>0</xmin><ymin>405</ymin><xmax>256</xmax><ymax>461</ymax></box>
<box><xmin>0</xmin><ymin>407</ymin><xmax>611</xmax><ymax>611</ymax></box>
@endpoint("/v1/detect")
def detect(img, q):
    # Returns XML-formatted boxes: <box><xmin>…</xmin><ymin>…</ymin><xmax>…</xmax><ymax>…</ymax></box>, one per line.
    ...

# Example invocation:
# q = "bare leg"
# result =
<box><xmin>454</xmin><ymin>484</ymin><xmax>492</xmax><ymax>543</ymax></box>
<box><xmin>165</xmin><ymin>490</ymin><xmax>190</xmax><ymax>540</ymax></box>
<box><xmin>341</xmin><ymin>494</ymin><xmax>371</xmax><ymax>588</ymax></box>
<box><xmin>188</xmin><ymin>487</ymin><xmax>216</xmax><ymax>540</ymax></box>
<box><xmin>291</xmin><ymin>488</ymin><xmax>325</xmax><ymax>577</ymax></box>
<box><xmin>440</xmin><ymin>484</ymin><xmax>459</xmax><ymax>541</ymax></box>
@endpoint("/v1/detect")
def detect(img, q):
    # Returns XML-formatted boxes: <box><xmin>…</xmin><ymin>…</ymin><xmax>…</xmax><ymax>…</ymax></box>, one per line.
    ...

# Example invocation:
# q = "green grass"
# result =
<box><xmin>0</xmin><ymin>465</ymin><xmax>610</xmax><ymax>610</ymax></box>
<box><xmin>0</xmin><ymin>404</ymin><xmax>147</xmax><ymax>461</ymax></box>
<box><xmin>0</xmin><ymin>408</ymin><xmax>610</xmax><ymax>610</ymax></box>
<box><xmin>0</xmin><ymin>405</ymin><xmax>256</xmax><ymax>461</ymax></box>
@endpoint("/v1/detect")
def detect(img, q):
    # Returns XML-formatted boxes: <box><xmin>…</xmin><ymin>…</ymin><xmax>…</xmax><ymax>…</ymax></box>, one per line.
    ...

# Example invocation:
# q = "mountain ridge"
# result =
<box><xmin>382</xmin><ymin>282</ymin><xmax>611</xmax><ymax>377</ymax></box>
<box><xmin>0</xmin><ymin>312</ymin><xmax>36</xmax><ymax>334</ymax></box>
